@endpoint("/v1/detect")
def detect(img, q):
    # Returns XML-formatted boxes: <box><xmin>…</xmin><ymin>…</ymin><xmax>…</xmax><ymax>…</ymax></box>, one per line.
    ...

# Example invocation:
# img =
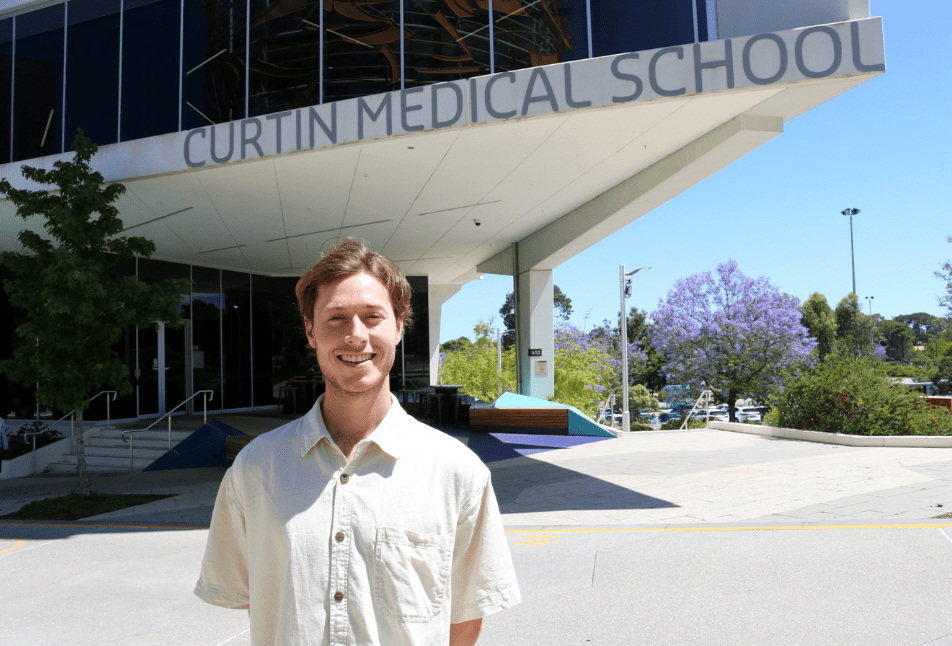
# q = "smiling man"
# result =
<box><xmin>195</xmin><ymin>238</ymin><xmax>520</xmax><ymax>646</ymax></box>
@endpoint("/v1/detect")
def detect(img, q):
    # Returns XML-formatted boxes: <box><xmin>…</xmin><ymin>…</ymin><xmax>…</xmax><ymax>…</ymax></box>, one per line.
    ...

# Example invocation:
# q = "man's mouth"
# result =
<box><xmin>339</xmin><ymin>354</ymin><xmax>374</xmax><ymax>364</ymax></box>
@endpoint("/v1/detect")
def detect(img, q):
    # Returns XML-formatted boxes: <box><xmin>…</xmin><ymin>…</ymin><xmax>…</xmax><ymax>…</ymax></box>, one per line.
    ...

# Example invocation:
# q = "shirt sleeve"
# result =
<box><xmin>449</xmin><ymin>473</ymin><xmax>522</xmax><ymax>624</ymax></box>
<box><xmin>194</xmin><ymin>465</ymin><xmax>251</xmax><ymax>609</ymax></box>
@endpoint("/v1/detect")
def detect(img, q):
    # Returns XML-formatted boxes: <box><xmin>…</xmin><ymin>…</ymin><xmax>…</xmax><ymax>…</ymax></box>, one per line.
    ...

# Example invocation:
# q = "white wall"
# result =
<box><xmin>715</xmin><ymin>0</ymin><xmax>870</xmax><ymax>39</ymax></box>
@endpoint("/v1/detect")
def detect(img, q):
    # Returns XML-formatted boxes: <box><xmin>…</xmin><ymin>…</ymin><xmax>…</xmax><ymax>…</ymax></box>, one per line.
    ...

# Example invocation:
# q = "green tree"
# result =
<box><xmin>440</xmin><ymin>336</ymin><xmax>472</xmax><ymax>354</ymax></box>
<box><xmin>893</xmin><ymin>312</ymin><xmax>948</xmax><ymax>346</ymax></box>
<box><xmin>800</xmin><ymin>292</ymin><xmax>837</xmax><ymax>360</ymax></box>
<box><xmin>878</xmin><ymin>319</ymin><xmax>916</xmax><ymax>364</ymax></box>
<box><xmin>833</xmin><ymin>294</ymin><xmax>875</xmax><ymax>358</ymax></box>
<box><xmin>498</xmin><ymin>285</ymin><xmax>573</xmax><ymax>350</ymax></box>
<box><xmin>937</xmin><ymin>236</ymin><xmax>952</xmax><ymax>316</ymax></box>
<box><xmin>0</xmin><ymin>131</ymin><xmax>190</xmax><ymax>495</ymax></box>
<box><xmin>440</xmin><ymin>323</ymin><xmax>516</xmax><ymax>403</ymax></box>
<box><xmin>550</xmin><ymin>325</ymin><xmax>616</xmax><ymax>418</ymax></box>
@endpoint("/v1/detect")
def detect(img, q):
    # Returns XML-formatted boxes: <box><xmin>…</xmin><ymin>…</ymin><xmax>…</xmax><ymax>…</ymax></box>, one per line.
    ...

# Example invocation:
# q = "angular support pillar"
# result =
<box><xmin>515</xmin><ymin>268</ymin><xmax>554</xmax><ymax>399</ymax></box>
<box><xmin>427</xmin><ymin>284</ymin><xmax>462</xmax><ymax>386</ymax></box>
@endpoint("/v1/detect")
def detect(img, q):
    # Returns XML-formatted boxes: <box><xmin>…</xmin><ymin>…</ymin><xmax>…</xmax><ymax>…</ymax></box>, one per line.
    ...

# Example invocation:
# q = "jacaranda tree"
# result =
<box><xmin>648</xmin><ymin>260</ymin><xmax>816</xmax><ymax>421</ymax></box>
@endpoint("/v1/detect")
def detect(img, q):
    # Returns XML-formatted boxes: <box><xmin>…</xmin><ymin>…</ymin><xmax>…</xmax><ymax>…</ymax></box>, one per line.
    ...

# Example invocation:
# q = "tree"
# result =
<box><xmin>833</xmin><ymin>294</ymin><xmax>875</xmax><ymax>358</ymax></box>
<box><xmin>498</xmin><ymin>285</ymin><xmax>573</xmax><ymax>350</ymax></box>
<box><xmin>893</xmin><ymin>312</ymin><xmax>948</xmax><ymax>346</ymax></box>
<box><xmin>440</xmin><ymin>336</ymin><xmax>473</xmax><ymax>354</ymax></box>
<box><xmin>0</xmin><ymin>131</ymin><xmax>190</xmax><ymax>495</ymax></box>
<box><xmin>648</xmin><ymin>260</ymin><xmax>816</xmax><ymax>421</ymax></box>
<box><xmin>937</xmin><ymin>236</ymin><xmax>952</xmax><ymax>316</ymax></box>
<box><xmin>550</xmin><ymin>324</ymin><xmax>618</xmax><ymax>418</ymax></box>
<box><xmin>440</xmin><ymin>322</ymin><xmax>516</xmax><ymax>403</ymax></box>
<box><xmin>878</xmin><ymin>319</ymin><xmax>916</xmax><ymax>364</ymax></box>
<box><xmin>800</xmin><ymin>293</ymin><xmax>836</xmax><ymax>360</ymax></box>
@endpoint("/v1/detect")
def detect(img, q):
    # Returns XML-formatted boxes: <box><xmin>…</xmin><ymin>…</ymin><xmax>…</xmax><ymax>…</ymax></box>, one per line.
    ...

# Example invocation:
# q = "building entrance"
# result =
<box><xmin>138</xmin><ymin>322</ymin><xmax>187</xmax><ymax>417</ymax></box>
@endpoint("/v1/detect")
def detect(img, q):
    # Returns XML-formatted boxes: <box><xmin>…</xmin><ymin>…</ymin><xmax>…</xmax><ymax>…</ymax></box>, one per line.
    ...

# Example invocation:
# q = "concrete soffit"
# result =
<box><xmin>477</xmin><ymin>112</ymin><xmax>783</xmax><ymax>276</ymax></box>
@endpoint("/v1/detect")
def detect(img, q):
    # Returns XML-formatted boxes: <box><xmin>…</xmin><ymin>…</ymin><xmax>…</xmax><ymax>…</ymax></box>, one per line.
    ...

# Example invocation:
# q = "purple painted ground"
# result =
<box><xmin>462</xmin><ymin>432</ymin><xmax>610</xmax><ymax>463</ymax></box>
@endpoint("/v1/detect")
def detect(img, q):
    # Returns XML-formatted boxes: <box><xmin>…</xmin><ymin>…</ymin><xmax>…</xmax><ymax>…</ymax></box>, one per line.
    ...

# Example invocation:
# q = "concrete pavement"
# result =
<box><xmin>3</xmin><ymin>427</ymin><xmax>952</xmax><ymax>645</ymax></box>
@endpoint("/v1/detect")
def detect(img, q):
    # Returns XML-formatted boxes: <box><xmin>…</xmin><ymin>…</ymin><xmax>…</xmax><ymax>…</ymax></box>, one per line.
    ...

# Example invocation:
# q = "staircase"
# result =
<box><xmin>47</xmin><ymin>427</ymin><xmax>195</xmax><ymax>473</ymax></box>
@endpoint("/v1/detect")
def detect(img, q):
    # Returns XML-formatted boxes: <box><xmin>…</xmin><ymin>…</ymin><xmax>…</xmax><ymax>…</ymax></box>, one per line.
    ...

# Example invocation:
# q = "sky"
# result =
<box><xmin>438</xmin><ymin>1</ymin><xmax>952</xmax><ymax>343</ymax></box>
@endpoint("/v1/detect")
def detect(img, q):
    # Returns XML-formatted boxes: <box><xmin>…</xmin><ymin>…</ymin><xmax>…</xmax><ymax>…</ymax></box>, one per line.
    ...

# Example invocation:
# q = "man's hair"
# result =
<box><xmin>295</xmin><ymin>238</ymin><xmax>413</xmax><ymax>329</ymax></box>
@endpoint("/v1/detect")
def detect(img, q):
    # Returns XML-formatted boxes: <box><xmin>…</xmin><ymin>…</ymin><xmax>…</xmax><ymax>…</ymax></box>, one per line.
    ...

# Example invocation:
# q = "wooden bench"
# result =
<box><xmin>468</xmin><ymin>407</ymin><xmax>568</xmax><ymax>434</ymax></box>
<box><xmin>225</xmin><ymin>434</ymin><xmax>254</xmax><ymax>464</ymax></box>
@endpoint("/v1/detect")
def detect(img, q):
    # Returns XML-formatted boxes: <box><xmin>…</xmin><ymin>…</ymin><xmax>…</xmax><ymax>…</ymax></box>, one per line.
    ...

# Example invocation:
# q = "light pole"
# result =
<box><xmin>841</xmin><ymin>208</ymin><xmax>861</xmax><ymax>295</ymax></box>
<box><xmin>865</xmin><ymin>295</ymin><xmax>874</xmax><ymax>315</ymax></box>
<box><xmin>620</xmin><ymin>264</ymin><xmax>650</xmax><ymax>432</ymax></box>
<box><xmin>493</xmin><ymin>328</ymin><xmax>515</xmax><ymax>395</ymax></box>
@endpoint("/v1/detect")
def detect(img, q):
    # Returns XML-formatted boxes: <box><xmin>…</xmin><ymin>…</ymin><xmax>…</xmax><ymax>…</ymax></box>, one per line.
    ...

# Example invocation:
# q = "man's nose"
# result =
<box><xmin>344</xmin><ymin>316</ymin><xmax>367</xmax><ymax>342</ymax></box>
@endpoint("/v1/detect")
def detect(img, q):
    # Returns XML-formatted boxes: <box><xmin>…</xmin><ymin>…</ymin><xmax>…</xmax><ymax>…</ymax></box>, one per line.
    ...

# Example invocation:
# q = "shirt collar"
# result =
<box><xmin>299</xmin><ymin>393</ymin><xmax>407</xmax><ymax>460</ymax></box>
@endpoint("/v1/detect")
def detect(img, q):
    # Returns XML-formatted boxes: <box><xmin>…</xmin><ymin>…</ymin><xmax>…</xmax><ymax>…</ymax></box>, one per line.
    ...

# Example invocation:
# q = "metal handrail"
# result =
<box><xmin>121</xmin><ymin>390</ymin><xmax>214</xmax><ymax>470</ymax></box>
<box><xmin>17</xmin><ymin>389</ymin><xmax>118</xmax><ymax>475</ymax></box>
<box><xmin>89</xmin><ymin>390</ymin><xmax>118</xmax><ymax>428</ymax></box>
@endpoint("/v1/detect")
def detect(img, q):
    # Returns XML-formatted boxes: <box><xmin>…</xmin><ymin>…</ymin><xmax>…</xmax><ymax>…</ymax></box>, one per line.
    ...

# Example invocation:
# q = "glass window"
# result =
<box><xmin>137</xmin><ymin>259</ymin><xmax>190</xmax><ymax>415</ymax></box>
<box><xmin>323</xmin><ymin>0</ymin><xmax>400</xmax><ymax>103</ymax></box>
<box><xmin>183</xmin><ymin>0</ymin><xmax>248</xmax><ymax>130</ymax></box>
<box><xmin>0</xmin><ymin>19</ymin><xmax>12</xmax><ymax>164</ymax></box>
<box><xmin>66</xmin><ymin>0</ymin><xmax>120</xmax><ymax>149</ymax></box>
<box><xmin>248</xmin><ymin>0</ymin><xmax>322</xmax><ymax>117</ymax></box>
<box><xmin>191</xmin><ymin>266</ymin><xmax>223</xmax><ymax>411</ymax></box>
<box><xmin>13</xmin><ymin>4</ymin><xmax>65</xmax><ymax>161</ymax></box>
<box><xmin>493</xmin><ymin>0</ymin><xmax>588</xmax><ymax>72</ymax></box>
<box><xmin>121</xmin><ymin>0</ymin><xmax>181</xmax><ymax>141</ymax></box>
<box><xmin>222</xmin><ymin>270</ymin><xmax>251</xmax><ymax>409</ymax></box>
<box><xmin>591</xmin><ymin>0</ymin><xmax>697</xmax><ymax>58</ymax></box>
<box><xmin>251</xmin><ymin>274</ymin><xmax>274</xmax><ymax>406</ymax></box>
<box><xmin>404</xmin><ymin>0</ymin><xmax>490</xmax><ymax>87</ymax></box>
<box><xmin>398</xmin><ymin>276</ymin><xmax>429</xmax><ymax>389</ymax></box>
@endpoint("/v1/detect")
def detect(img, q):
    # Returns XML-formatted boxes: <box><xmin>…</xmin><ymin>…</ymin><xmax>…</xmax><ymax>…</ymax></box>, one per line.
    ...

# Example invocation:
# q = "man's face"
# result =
<box><xmin>304</xmin><ymin>272</ymin><xmax>403</xmax><ymax>397</ymax></box>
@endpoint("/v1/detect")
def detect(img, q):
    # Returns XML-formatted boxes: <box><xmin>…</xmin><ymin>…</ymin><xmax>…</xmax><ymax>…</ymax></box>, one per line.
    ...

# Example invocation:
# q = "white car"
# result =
<box><xmin>735</xmin><ymin>407</ymin><xmax>762</xmax><ymax>423</ymax></box>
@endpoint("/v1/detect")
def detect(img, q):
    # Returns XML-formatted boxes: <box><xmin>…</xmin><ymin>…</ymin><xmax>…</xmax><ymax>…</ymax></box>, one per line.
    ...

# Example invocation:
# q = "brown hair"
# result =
<box><xmin>295</xmin><ymin>238</ymin><xmax>413</xmax><ymax>329</ymax></box>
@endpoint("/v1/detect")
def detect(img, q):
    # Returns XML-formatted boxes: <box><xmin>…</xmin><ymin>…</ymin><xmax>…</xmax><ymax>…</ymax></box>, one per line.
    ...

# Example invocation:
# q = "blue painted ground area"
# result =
<box><xmin>463</xmin><ymin>432</ymin><xmax>610</xmax><ymax>463</ymax></box>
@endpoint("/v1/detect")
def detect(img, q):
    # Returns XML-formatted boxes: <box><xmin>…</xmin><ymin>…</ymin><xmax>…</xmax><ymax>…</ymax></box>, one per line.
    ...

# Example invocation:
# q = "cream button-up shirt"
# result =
<box><xmin>195</xmin><ymin>396</ymin><xmax>521</xmax><ymax>645</ymax></box>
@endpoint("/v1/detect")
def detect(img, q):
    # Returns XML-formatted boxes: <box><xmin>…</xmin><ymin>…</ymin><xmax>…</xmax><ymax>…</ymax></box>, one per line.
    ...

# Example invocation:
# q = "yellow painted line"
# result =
<box><xmin>0</xmin><ymin>522</ymin><xmax>208</xmax><ymax>530</ymax></box>
<box><xmin>507</xmin><ymin>522</ymin><xmax>952</xmax><ymax>534</ymax></box>
<box><xmin>0</xmin><ymin>539</ymin><xmax>27</xmax><ymax>554</ymax></box>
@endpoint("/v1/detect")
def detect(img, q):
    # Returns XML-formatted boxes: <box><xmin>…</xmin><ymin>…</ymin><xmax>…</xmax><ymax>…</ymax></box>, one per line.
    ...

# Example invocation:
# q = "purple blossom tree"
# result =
<box><xmin>648</xmin><ymin>260</ymin><xmax>816</xmax><ymax>421</ymax></box>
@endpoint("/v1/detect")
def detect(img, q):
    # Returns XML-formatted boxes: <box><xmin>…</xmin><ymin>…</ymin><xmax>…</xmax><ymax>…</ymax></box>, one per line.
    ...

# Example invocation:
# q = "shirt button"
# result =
<box><xmin>340</xmin><ymin>473</ymin><xmax>349</xmax><ymax>484</ymax></box>
<box><xmin>334</xmin><ymin>591</ymin><xmax>344</xmax><ymax>602</ymax></box>
<box><xmin>335</xmin><ymin>531</ymin><xmax>345</xmax><ymax>542</ymax></box>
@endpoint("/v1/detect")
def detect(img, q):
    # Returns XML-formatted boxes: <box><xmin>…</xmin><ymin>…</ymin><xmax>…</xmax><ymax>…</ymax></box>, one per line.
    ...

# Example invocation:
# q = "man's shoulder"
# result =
<box><xmin>231</xmin><ymin>415</ymin><xmax>305</xmax><ymax>471</ymax></box>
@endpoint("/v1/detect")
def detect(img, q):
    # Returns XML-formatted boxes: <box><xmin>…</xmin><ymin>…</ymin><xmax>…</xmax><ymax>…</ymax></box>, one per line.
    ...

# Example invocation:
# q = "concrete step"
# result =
<box><xmin>96</xmin><ymin>429</ymin><xmax>193</xmax><ymax>443</ymax></box>
<box><xmin>48</xmin><ymin>454</ymin><xmax>154</xmax><ymax>472</ymax></box>
<box><xmin>86</xmin><ymin>437</ymin><xmax>175</xmax><ymax>451</ymax></box>
<box><xmin>81</xmin><ymin>446</ymin><xmax>168</xmax><ymax>459</ymax></box>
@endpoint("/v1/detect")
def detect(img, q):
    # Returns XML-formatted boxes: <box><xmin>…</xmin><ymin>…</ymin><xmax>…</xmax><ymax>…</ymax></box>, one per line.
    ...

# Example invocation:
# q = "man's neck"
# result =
<box><xmin>320</xmin><ymin>382</ymin><xmax>393</xmax><ymax>459</ymax></box>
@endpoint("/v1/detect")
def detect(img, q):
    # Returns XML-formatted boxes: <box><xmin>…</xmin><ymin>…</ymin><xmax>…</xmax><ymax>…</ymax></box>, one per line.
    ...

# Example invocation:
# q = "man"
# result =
<box><xmin>195</xmin><ymin>238</ymin><xmax>520</xmax><ymax>645</ymax></box>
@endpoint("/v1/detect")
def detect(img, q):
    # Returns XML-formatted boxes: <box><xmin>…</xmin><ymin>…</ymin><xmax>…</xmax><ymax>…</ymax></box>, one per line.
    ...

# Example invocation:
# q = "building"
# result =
<box><xmin>0</xmin><ymin>0</ymin><xmax>884</xmax><ymax>421</ymax></box>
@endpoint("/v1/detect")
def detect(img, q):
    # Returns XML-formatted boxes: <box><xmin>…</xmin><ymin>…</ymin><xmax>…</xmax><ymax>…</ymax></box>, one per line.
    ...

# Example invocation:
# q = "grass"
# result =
<box><xmin>1</xmin><ymin>491</ymin><xmax>175</xmax><ymax>521</ymax></box>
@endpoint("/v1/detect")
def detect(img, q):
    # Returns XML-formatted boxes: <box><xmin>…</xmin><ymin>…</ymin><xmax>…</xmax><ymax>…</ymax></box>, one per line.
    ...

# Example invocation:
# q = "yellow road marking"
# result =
<box><xmin>0</xmin><ymin>539</ymin><xmax>28</xmax><ymax>554</ymax></box>
<box><xmin>516</xmin><ymin>534</ymin><xmax>561</xmax><ymax>545</ymax></box>
<box><xmin>507</xmin><ymin>522</ymin><xmax>952</xmax><ymax>534</ymax></box>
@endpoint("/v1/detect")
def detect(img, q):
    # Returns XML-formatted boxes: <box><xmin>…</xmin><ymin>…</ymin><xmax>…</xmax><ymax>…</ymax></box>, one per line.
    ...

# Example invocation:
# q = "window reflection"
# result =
<box><xmin>0</xmin><ymin>19</ymin><xmax>12</xmax><ymax>163</ymax></box>
<box><xmin>66</xmin><ymin>0</ymin><xmax>120</xmax><ymax>148</ymax></box>
<box><xmin>404</xmin><ymin>0</ymin><xmax>491</xmax><ymax>86</ymax></box>
<box><xmin>492</xmin><ymin>0</ymin><xmax>580</xmax><ymax>72</ymax></box>
<box><xmin>13</xmin><ymin>4</ymin><xmax>65</xmax><ymax>161</ymax></box>
<box><xmin>183</xmin><ymin>0</ymin><xmax>248</xmax><ymax>129</ymax></box>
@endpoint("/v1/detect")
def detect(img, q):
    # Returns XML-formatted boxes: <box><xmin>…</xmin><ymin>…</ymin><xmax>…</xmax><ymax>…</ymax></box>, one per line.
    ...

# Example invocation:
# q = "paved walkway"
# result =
<box><xmin>3</xmin><ymin>427</ymin><xmax>952</xmax><ymax>645</ymax></box>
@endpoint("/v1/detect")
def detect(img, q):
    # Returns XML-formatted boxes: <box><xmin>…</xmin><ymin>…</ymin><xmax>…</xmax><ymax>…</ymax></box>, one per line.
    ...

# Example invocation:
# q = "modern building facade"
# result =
<box><xmin>0</xmin><ymin>0</ymin><xmax>884</xmax><ymax>421</ymax></box>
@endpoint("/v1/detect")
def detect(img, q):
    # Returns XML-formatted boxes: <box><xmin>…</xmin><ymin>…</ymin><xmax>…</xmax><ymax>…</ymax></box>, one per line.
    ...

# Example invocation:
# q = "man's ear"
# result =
<box><xmin>304</xmin><ymin>318</ymin><xmax>317</xmax><ymax>349</ymax></box>
<box><xmin>395</xmin><ymin>317</ymin><xmax>405</xmax><ymax>343</ymax></box>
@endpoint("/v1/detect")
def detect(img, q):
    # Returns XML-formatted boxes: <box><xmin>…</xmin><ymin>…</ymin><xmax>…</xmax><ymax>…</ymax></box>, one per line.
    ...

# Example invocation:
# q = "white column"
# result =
<box><xmin>427</xmin><ymin>284</ymin><xmax>462</xmax><ymax>386</ymax></box>
<box><xmin>515</xmin><ymin>269</ymin><xmax>554</xmax><ymax>399</ymax></box>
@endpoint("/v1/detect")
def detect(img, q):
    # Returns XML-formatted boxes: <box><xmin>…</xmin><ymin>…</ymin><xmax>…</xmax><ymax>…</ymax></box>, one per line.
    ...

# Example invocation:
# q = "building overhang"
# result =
<box><xmin>0</xmin><ymin>17</ymin><xmax>885</xmax><ymax>285</ymax></box>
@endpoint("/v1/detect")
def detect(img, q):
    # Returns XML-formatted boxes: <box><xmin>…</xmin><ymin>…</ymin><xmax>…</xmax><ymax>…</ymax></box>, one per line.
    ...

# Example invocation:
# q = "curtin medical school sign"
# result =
<box><xmin>184</xmin><ymin>18</ymin><xmax>884</xmax><ymax>169</ymax></box>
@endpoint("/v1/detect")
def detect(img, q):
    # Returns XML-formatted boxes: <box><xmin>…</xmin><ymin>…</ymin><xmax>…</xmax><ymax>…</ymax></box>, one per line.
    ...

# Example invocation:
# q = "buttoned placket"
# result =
<box><xmin>329</xmin><ymin>451</ymin><xmax>358</xmax><ymax>646</ymax></box>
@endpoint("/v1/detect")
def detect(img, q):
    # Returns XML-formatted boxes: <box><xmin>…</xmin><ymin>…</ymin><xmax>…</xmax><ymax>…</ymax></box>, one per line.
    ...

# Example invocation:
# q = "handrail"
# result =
<box><xmin>88</xmin><ymin>390</ymin><xmax>118</xmax><ymax>428</ymax></box>
<box><xmin>679</xmin><ymin>389</ymin><xmax>712</xmax><ymax>430</ymax></box>
<box><xmin>121</xmin><ymin>390</ymin><xmax>214</xmax><ymax>470</ymax></box>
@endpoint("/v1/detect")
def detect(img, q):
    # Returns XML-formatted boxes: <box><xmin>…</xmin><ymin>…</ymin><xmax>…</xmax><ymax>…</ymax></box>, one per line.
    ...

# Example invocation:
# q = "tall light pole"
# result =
<box><xmin>865</xmin><ymin>295</ymin><xmax>874</xmax><ymax>315</ymax></box>
<box><xmin>620</xmin><ymin>265</ymin><xmax>650</xmax><ymax>432</ymax></box>
<box><xmin>841</xmin><ymin>208</ymin><xmax>861</xmax><ymax>295</ymax></box>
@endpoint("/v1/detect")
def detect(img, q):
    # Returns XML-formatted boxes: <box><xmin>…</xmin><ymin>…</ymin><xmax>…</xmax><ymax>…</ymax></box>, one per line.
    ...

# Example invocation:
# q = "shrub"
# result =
<box><xmin>767</xmin><ymin>357</ymin><xmax>952</xmax><ymax>436</ymax></box>
<box><xmin>660</xmin><ymin>417</ymin><xmax>706</xmax><ymax>431</ymax></box>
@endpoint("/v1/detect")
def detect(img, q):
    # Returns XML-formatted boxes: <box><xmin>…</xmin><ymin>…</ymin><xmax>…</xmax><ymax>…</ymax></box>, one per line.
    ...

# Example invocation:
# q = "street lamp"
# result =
<box><xmin>865</xmin><ymin>295</ymin><xmax>874</xmax><ymax>315</ymax></box>
<box><xmin>620</xmin><ymin>264</ymin><xmax>651</xmax><ymax>432</ymax></box>
<box><xmin>841</xmin><ymin>208</ymin><xmax>861</xmax><ymax>295</ymax></box>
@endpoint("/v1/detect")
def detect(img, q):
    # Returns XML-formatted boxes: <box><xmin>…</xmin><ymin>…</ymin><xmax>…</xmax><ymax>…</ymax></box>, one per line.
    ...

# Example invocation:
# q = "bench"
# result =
<box><xmin>468</xmin><ymin>407</ymin><xmax>569</xmax><ymax>434</ymax></box>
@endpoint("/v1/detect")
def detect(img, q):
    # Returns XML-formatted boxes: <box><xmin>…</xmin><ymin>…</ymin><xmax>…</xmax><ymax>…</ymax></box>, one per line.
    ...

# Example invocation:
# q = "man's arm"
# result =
<box><xmin>450</xmin><ymin>618</ymin><xmax>483</xmax><ymax>646</ymax></box>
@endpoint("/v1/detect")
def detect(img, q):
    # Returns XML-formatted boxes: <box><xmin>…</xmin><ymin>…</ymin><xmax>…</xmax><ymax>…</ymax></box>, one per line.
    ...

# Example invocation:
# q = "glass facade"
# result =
<box><xmin>0</xmin><ymin>258</ymin><xmax>430</xmax><ymax>420</ymax></box>
<box><xmin>0</xmin><ymin>0</ymin><xmax>709</xmax><ymax>155</ymax></box>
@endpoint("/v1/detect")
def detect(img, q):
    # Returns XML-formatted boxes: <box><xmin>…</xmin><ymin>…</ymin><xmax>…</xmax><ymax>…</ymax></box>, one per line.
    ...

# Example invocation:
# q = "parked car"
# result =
<box><xmin>735</xmin><ymin>407</ymin><xmax>762</xmax><ymax>423</ymax></box>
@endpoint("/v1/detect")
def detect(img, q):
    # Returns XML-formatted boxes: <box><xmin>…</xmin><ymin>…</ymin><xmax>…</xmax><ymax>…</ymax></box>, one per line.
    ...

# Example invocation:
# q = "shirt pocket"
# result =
<box><xmin>374</xmin><ymin>527</ymin><xmax>452</xmax><ymax>623</ymax></box>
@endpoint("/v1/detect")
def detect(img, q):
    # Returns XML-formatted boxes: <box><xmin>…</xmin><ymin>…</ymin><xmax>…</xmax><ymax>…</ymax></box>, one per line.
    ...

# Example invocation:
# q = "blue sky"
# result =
<box><xmin>439</xmin><ymin>1</ymin><xmax>952</xmax><ymax>342</ymax></box>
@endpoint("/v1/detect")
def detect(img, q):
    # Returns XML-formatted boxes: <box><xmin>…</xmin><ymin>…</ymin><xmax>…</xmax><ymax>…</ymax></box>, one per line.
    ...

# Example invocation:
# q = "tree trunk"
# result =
<box><xmin>728</xmin><ymin>390</ymin><xmax>738</xmax><ymax>423</ymax></box>
<box><xmin>75</xmin><ymin>410</ymin><xmax>91</xmax><ymax>496</ymax></box>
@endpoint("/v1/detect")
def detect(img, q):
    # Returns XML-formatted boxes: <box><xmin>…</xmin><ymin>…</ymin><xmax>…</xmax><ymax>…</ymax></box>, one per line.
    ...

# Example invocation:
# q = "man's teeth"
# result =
<box><xmin>340</xmin><ymin>354</ymin><xmax>372</xmax><ymax>363</ymax></box>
